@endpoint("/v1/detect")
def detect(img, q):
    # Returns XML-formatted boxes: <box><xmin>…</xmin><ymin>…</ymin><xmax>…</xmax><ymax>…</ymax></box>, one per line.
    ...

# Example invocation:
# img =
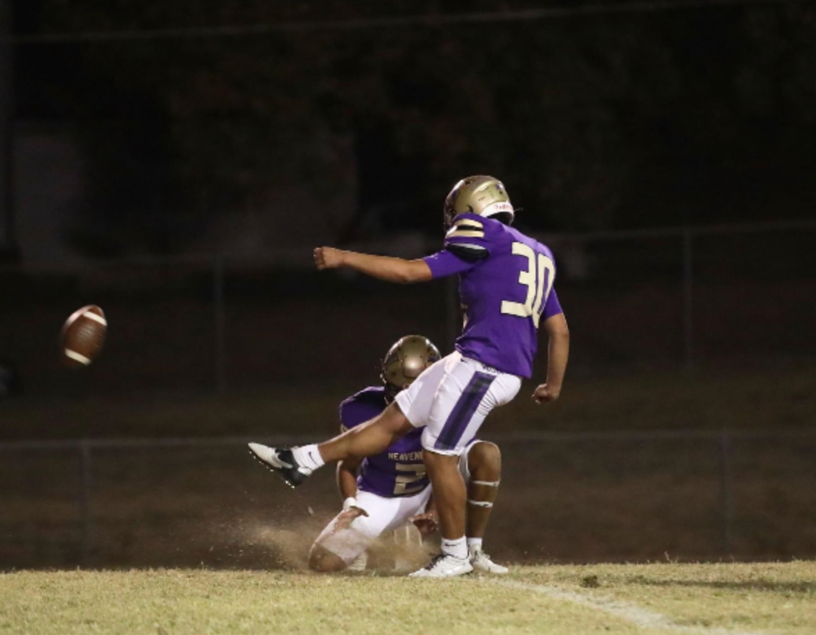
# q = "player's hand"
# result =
<box><xmin>335</xmin><ymin>506</ymin><xmax>369</xmax><ymax>531</ymax></box>
<box><xmin>532</xmin><ymin>383</ymin><xmax>560</xmax><ymax>405</ymax></box>
<box><xmin>314</xmin><ymin>247</ymin><xmax>344</xmax><ymax>270</ymax></box>
<box><xmin>410</xmin><ymin>511</ymin><xmax>439</xmax><ymax>536</ymax></box>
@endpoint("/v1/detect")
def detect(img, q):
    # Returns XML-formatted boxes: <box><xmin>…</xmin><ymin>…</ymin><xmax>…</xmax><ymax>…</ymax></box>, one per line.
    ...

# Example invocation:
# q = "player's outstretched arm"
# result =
<box><xmin>533</xmin><ymin>312</ymin><xmax>570</xmax><ymax>405</ymax></box>
<box><xmin>314</xmin><ymin>246</ymin><xmax>432</xmax><ymax>284</ymax></box>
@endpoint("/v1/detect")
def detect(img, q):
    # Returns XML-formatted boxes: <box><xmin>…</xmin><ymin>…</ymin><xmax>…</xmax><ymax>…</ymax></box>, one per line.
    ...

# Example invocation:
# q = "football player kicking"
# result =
<box><xmin>303</xmin><ymin>335</ymin><xmax>509</xmax><ymax>574</ymax></box>
<box><xmin>250</xmin><ymin>175</ymin><xmax>569</xmax><ymax>578</ymax></box>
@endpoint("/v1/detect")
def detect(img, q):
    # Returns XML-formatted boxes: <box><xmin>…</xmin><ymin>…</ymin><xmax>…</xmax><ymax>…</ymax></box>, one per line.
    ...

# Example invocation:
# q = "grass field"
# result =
<box><xmin>1</xmin><ymin>563</ymin><xmax>814</xmax><ymax>634</ymax></box>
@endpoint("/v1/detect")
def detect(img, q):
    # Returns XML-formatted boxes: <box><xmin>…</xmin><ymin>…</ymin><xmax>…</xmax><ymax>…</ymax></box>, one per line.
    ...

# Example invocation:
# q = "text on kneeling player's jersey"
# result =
<box><xmin>423</xmin><ymin>212</ymin><xmax>563</xmax><ymax>378</ymax></box>
<box><xmin>339</xmin><ymin>386</ymin><xmax>428</xmax><ymax>498</ymax></box>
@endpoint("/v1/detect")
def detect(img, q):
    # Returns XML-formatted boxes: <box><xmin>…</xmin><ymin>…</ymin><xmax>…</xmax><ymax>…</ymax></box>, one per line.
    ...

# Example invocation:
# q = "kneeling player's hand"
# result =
<box><xmin>532</xmin><ymin>383</ymin><xmax>560</xmax><ymax>405</ymax></box>
<box><xmin>314</xmin><ymin>247</ymin><xmax>344</xmax><ymax>270</ymax></box>
<box><xmin>335</xmin><ymin>506</ymin><xmax>369</xmax><ymax>531</ymax></box>
<box><xmin>410</xmin><ymin>512</ymin><xmax>439</xmax><ymax>536</ymax></box>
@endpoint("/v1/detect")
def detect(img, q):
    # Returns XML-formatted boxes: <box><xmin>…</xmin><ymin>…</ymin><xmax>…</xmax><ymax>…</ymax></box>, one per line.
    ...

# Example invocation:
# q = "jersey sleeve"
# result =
<box><xmin>423</xmin><ymin>249</ymin><xmax>477</xmax><ymax>278</ymax></box>
<box><xmin>340</xmin><ymin>389</ymin><xmax>382</xmax><ymax>432</ymax></box>
<box><xmin>443</xmin><ymin>215</ymin><xmax>492</xmax><ymax>261</ymax></box>
<box><xmin>542</xmin><ymin>288</ymin><xmax>564</xmax><ymax>321</ymax></box>
<box><xmin>423</xmin><ymin>214</ymin><xmax>493</xmax><ymax>279</ymax></box>
<box><xmin>339</xmin><ymin>388</ymin><xmax>385</xmax><ymax>431</ymax></box>
<box><xmin>339</xmin><ymin>399</ymin><xmax>362</xmax><ymax>432</ymax></box>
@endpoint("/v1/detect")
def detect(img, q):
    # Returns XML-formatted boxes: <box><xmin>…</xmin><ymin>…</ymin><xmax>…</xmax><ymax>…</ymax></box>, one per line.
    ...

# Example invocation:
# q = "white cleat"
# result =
<box><xmin>247</xmin><ymin>443</ymin><xmax>313</xmax><ymax>488</ymax></box>
<box><xmin>469</xmin><ymin>546</ymin><xmax>509</xmax><ymax>575</ymax></box>
<box><xmin>409</xmin><ymin>553</ymin><xmax>473</xmax><ymax>578</ymax></box>
<box><xmin>248</xmin><ymin>442</ymin><xmax>275</xmax><ymax>463</ymax></box>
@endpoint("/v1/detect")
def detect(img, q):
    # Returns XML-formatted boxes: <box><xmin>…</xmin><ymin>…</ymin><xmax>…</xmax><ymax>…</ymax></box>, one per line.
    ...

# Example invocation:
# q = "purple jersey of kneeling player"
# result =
<box><xmin>424</xmin><ymin>212</ymin><xmax>563</xmax><ymax>379</ymax></box>
<box><xmin>339</xmin><ymin>386</ymin><xmax>429</xmax><ymax>498</ymax></box>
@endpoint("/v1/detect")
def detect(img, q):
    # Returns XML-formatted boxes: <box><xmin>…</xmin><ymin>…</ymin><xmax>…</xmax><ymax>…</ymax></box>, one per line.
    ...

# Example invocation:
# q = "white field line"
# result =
<box><xmin>482</xmin><ymin>578</ymin><xmax>771</xmax><ymax>635</ymax></box>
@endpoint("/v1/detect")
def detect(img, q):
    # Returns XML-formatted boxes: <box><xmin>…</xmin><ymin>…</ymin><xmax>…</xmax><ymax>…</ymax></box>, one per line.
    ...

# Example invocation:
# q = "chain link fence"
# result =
<box><xmin>2</xmin><ymin>430</ymin><xmax>816</xmax><ymax>569</ymax></box>
<box><xmin>2</xmin><ymin>221</ymin><xmax>815</xmax><ymax>568</ymax></box>
<box><xmin>1</xmin><ymin>221</ymin><xmax>815</xmax><ymax>397</ymax></box>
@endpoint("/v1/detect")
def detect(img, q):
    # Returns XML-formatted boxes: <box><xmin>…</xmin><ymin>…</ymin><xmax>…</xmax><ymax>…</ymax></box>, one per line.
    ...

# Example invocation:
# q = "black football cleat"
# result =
<box><xmin>248</xmin><ymin>442</ymin><xmax>313</xmax><ymax>488</ymax></box>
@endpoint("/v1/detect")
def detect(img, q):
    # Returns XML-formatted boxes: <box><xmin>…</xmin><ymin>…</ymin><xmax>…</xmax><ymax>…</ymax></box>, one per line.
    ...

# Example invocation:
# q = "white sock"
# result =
<box><xmin>292</xmin><ymin>444</ymin><xmax>325</xmax><ymax>471</ymax></box>
<box><xmin>467</xmin><ymin>538</ymin><xmax>483</xmax><ymax>552</ymax></box>
<box><xmin>441</xmin><ymin>536</ymin><xmax>468</xmax><ymax>560</ymax></box>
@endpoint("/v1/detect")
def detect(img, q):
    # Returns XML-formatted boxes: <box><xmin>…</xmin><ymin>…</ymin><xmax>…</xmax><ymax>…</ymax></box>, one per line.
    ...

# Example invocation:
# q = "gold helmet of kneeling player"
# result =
<box><xmin>443</xmin><ymin>175</ymin><xmax>515</xmax><ymax>231</ymax></box>
<box><xmin>381</xmin><ymin>335</ymin><xmax>441</xmax><ymax>402</ymax></box>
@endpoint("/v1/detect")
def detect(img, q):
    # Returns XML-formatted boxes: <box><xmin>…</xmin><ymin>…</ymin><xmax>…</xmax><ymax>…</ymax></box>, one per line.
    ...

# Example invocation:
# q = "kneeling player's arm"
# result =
<box><xmin>336</xmin><ymin>458</ymin><xmax>362</xmax><ymax>501</ymax></box>
<box><xmin>424</xmin><ymin>494</ymin><xmax>437</xmax><ymax>518</ymax></box>
<box><xmin>317</xmin><ymin>247</ymin><xmax>432</xmax><ymax>284</ymax></box>
<box><xmin>543</xmin><ymin>312</ymin><xmax>570</xmax><ymax>395</ymax></box>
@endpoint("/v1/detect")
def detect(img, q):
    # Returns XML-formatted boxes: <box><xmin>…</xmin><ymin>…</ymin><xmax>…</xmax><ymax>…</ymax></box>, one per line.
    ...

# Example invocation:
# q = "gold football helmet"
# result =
<box><xmin>443</xmin><ymin>175</ymin><xmax>515</xmax><ymax>230</ymax></box>
<box><xmin>381</xmin><ymin>335</ymin><xmax>441</xmax><ymax>402</ymax></box>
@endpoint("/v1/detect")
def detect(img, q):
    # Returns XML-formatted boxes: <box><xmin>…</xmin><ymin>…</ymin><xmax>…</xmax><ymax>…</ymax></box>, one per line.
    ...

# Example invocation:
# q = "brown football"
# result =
<box><xmin>60</xmin><ymin>305</ymin><xmax>107</xmax><ymax>368</ymax></box>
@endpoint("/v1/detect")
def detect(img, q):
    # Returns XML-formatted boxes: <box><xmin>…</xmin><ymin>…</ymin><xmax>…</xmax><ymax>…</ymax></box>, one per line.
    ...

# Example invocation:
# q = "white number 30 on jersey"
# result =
<box><xmin>501</xmin><ymin>242</ymin><xmax>555</xmax><ymax>328</ymax></box>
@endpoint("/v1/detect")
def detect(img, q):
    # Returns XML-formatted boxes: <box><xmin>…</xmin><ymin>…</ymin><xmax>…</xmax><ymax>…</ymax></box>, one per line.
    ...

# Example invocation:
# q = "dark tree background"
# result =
<box><xmin>11</xmin><ymin>0</ymin><xmax>816</xmax><ymax>254</ymax></box>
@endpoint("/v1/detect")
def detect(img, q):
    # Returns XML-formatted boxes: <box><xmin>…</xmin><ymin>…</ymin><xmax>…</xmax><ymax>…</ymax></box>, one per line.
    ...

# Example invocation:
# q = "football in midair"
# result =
<box><xmin>60</xmin><ymin>305</ymin><xmax>107</xmax><ymax>368</ymax></box>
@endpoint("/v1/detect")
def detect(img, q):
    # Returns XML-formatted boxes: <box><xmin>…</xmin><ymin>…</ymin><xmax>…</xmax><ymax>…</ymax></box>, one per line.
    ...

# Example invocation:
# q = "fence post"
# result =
<box><xmin>683</xmin><ymin>228</ymin><xmax>694</xmax><ymax>370</ymax></box>
<box><xmin>718</xmin><ymin>430</ymin><xmax>733</xmax><ymax>555</ymax></box>
<box><xmin>79</xmin><ymin>440</ymin><xmax>93</xmax><ymax>566</ymax></box>
<box><xmin>214</xmin><ymin>254</ymin><xmax>226</xmax><ymax>392</ymax></box>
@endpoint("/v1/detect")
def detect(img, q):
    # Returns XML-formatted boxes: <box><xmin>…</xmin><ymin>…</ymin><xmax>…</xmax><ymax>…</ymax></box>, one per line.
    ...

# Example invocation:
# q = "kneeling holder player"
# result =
<box><xmin>254</xmin><ymin>335</ymin><xmax>508</xmax><ymax>574</ymax></box>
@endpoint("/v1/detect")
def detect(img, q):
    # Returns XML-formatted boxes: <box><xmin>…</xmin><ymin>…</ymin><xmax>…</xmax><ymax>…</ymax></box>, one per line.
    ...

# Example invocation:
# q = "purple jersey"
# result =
<box><xmin>339</xmin><ymin>386</ymin><xmax>428</xmax><ymax>498</ymax></box>
<box><xmin>423</xmin><ymin>212</ymin><xmax>563</xmax><ymax>378</ymax></box>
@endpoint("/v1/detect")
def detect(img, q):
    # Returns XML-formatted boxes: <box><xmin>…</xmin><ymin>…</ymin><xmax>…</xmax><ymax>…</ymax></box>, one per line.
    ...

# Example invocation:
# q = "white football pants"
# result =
<box><xmin>395</xmin><ymin>351</ymin><xmax>521</xmax><ymax>455</ymax></box>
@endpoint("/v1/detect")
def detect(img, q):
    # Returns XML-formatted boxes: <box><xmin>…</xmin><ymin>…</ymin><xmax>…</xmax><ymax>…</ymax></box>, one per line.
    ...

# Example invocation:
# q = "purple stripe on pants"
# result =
<box><xmin>434</xmin><ymin>371</ymin><xmax>495</xmax><ymax>452</ymax></box>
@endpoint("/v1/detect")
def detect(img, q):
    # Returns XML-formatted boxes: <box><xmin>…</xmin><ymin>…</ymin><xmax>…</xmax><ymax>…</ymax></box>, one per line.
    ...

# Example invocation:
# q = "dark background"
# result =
<box><xmin>6</xmin><ymin>0</ymin><xmax>816</xmax><ymax>258</ymax></box>
<box><xmin>1</xmin><ymin>0</ymin><xmax>815</xmax><ymax>569</ymax></box>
